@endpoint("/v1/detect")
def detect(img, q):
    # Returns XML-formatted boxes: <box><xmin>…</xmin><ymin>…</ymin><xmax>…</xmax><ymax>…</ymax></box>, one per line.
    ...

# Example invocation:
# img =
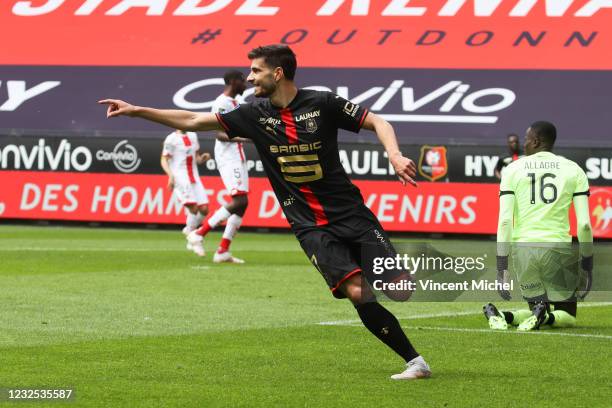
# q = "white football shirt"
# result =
<box><xmin>162</xmin><ymin>131</ymin><xmax>200</xmax><ymax>183</ymax></box>
<box><xmin>211</xmin><ymin>94</ymin><xmax>246</xmax><ymax>163</ymax></box>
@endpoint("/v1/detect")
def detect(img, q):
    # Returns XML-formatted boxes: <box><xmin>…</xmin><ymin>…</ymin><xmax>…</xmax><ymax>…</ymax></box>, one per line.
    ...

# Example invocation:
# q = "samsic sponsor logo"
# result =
<box><xmin>0</xmin><ymin>138</ymin><xmax>141</xmax><ymax>173</ymax></box>
<box><xmin>270</xmin><ymin>142</ymin><xmax>322</xmax><ymax>154</ymax></box>
<box><xmin>175</xmin><ymin>78</ymin><xmax>515</xmax><ymax>124</ymax></box>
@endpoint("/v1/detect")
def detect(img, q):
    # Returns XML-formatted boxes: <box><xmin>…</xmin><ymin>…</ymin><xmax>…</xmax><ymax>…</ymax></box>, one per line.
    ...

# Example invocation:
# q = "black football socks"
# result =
<box><xmin>355</xmin><ymin>302</ymin><xmax>419</xmax><ymax>363</ymax></box>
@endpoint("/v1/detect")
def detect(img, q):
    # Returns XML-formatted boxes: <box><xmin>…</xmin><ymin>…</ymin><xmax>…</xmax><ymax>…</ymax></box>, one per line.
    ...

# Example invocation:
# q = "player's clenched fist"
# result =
<box><xmin>98</xmin><ymin>99</ymin><xmax>137</xmax><ymax>118</ymax></box>
<box><xmin>390</xmin><ymin>154</ymin><xmax>417</xmax><ymax>186</ymax></box>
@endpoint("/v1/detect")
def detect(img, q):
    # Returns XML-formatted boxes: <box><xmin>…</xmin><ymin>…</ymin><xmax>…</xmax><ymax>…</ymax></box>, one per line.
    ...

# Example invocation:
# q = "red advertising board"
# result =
<box><xmin>2</xmin><ymin>171</ymin><xmax>610</xmax><ymax>237</ymax></box>
<box><xmin>1</xmin><ymin>0</ymin><xmax>611</xmax><ymax>69</ymax></box>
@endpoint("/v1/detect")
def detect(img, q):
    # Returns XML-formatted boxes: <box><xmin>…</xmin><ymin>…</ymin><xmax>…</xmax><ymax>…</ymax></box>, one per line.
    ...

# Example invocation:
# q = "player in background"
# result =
<box><xmin>161</xmin><ymin>130</ymin><xmax>211</xmax><ymax>256</ymax></box>
<box><xmin>485</xmin><ymin>121</ymin><xmax>593</xmax><ymax>331</ymax></box>
<box><xmin>99</xmin><ymin>44</ymin><xmax>431</xmax><ymax>380</ymax></box>
<box><xmin>192</xmin><ymin>70</ymin><xmax>249</xmax><ymax>264</ymax></box>
<box><xmin>494</xmin><ymin>133</ymin><xmax>522</xmax><ymax>179</ymax></box>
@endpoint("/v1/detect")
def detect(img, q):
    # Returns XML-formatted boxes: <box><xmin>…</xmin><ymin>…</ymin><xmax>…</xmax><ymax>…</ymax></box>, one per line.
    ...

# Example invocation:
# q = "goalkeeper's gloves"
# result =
<box><xmin>496</xmin><ymin>255</ymin><xmax>512</xmax><ymax>301</ymax></box>
<box><xmin>577</xmin><ymin>255</ymin><xmax>593</xmax><ymax>300</ymax></box>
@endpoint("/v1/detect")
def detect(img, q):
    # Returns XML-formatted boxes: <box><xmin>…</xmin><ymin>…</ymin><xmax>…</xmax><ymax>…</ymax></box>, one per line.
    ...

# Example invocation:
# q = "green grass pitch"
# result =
<box><xmin>0</xmin><ymin>225</ymin><xmax>610</xmax><ymax>407</ymax></box>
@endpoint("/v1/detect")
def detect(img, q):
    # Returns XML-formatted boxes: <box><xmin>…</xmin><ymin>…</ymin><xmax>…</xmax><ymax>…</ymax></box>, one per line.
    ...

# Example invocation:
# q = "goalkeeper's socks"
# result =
<box><xmin>546</xmin><ymin>311</ymin><xmax>576</xmax><ymax>328</ymax></box>
<box><xmin>355</xmin><ymin>302</ymin><xmax>419</xmax><ymax>363</ymax></box>
<box><xmin>503</xmin><ymin>309</ymin><xmax>532</xmax><ymax>326</ymax></box>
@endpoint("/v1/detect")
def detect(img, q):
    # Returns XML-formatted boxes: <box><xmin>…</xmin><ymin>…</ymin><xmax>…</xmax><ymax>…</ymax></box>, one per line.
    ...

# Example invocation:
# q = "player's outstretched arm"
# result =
<box><xmin>362</xmin><ymin>112</ymin><xmax>417</xmax><ymax>186</ymax></box>
<box><xmin>98</xmin><ymin>99</ymin><xmax>223</xmax><ymax>132</ymax></box>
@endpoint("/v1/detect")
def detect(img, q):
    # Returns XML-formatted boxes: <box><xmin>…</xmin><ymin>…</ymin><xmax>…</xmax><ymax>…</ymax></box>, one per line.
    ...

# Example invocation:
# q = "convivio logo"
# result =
<box><xmin>96</xmin><ymin>140</ymin><xmax>141</xmax><ymax>173</ymax></box>
<box><xmin>174</xmin><ymin>78</ymin><xmax>516</xmax><ymax>124</ymax></box>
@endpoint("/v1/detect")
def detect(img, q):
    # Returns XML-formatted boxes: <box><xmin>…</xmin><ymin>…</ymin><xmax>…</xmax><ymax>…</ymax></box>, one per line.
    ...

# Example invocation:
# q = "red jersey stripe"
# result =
<box><xmin>280</xmin><ymin>108</ymin><xmax>298</xmax><ymax>144</ymax></box>
<box><xmin>358</xmin><ymin>108</ymin><xmax>369</xmax><ymax>129</ymax></box>
<box><xmin>279</xmin><ymin>107</ymin><xmax>328</xmax><ymax>226</ymax></box>
<box><xmin>182</xmin><ymin>134</ymin><xmax>196</xmax><ymax>183</ymax></box>
<box><xmin>181</xmin><ymin>134</ymin><xmax>192</xmax><ymax>146</ymax></box>
<box><xmin>299</xmin><ymin>185</ymin><xmax>328</xmax><ymax>226</ymax></box>
<box><xmin>238</xmin><ymin>142</ymin><xmax>245</xmax><ymax>162</ymax></box>
<box><xmin>215</xmin><ymin>112</ymin><xmax>230</xmax><ymax>132</ymax></box>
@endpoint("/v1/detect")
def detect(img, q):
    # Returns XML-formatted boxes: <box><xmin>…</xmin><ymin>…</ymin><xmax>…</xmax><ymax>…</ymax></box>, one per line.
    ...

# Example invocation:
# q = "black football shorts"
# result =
<box><xmin>294</xmin><ymin>205</ymin><xmax>397</xmax><ymax>299</ymax></box>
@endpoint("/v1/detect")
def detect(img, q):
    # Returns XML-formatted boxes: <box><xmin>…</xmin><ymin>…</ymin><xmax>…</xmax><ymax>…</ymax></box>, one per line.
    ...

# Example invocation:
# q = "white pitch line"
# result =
<box><xmin>317</xmin><ymin>302</ymin><xmax>612</xmax><ymax>326</ymax></box>
<box><xmin>317</xmin><ymin>310</ymin><xmax>479</xmax><ymax>326</ymax></box>
<box><xmin>402</xmin><ymin>326</ymin><xmax>612</xmax><ymax>340</ymax></box>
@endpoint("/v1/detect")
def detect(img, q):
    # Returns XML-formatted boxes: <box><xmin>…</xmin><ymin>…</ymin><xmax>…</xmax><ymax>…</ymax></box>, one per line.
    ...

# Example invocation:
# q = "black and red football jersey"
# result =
<box><xmin>216</xmin><ymin>89</ymin><xmax>369</xmax><ymax>229</ymax></box>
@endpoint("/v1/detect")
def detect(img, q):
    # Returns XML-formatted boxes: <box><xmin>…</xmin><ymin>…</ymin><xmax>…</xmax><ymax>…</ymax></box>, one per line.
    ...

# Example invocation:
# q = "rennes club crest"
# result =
<box><xmin>418</xmin><ymin>145</ymin><xmax>448</xmax><ymax>181</ymax></box>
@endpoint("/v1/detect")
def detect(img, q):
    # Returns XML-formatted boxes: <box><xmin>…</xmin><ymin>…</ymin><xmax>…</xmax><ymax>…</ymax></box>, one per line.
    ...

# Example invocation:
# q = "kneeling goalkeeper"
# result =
<box><xmin>484</xmin><ymin>121</ymin><xmax>594</xmax><ymax>331</ymax></box>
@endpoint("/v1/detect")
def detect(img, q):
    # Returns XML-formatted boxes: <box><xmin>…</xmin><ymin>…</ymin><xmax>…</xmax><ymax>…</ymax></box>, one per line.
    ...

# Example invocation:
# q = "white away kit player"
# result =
<box><xmin>188</xmin><ymin>70</ymin><xmax>250</xmax><ymax>263</ymax></box>
<box><xmin>161</xmin><ymin>130</ymin><xmax>210</xmax><ymax>256</ymax></box>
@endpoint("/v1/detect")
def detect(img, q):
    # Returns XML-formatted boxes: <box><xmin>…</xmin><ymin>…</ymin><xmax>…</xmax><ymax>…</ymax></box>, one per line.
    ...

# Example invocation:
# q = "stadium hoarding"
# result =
<box><xmin>1</xmin><ymin>170</ymin><xmax>610</xmax><ymax>238</ymax></box>
<box><xmin>1</xmin><ymin>135</ymin><xmax>610</xmax><ymax>185</ymax></box>
<box><xmin>0</xmin><ymin>170</ymin><xmax>494</xmax><ymax>232</ymax></box>
<box><xmin>1</xmin><ymin>135</ymin><xmax>611</xmax><ymax>238</ymax></box>
<box><xmin>1</xmin><ymin>66</ymin><xmax>612</xmax><ymax>147</ymax></box>
<box><xmin>1</xmin><ymin>0</ymin><xmax>610</xmax><ymax>70</ymax></box>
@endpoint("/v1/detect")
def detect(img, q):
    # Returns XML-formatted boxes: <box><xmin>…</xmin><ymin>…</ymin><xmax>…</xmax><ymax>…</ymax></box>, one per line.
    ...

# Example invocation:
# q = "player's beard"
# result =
<box><xmin>253</xmin><ymin>81</ymin><xmax>276</xmax><ymax>98</ymax></box>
